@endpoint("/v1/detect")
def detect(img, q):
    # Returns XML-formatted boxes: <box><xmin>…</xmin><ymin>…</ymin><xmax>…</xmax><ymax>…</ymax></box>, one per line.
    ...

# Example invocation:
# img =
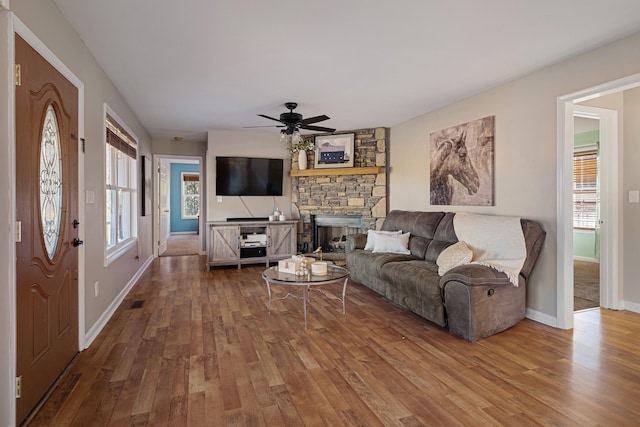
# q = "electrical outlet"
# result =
<box><xmin>94</xmin><ymin>281</ymin><xmax>99</xmax><ymax>297</ymax></box>
<box><xmin>217</xmin><ymin>196</ymin><xmax>223</xmax><ymax>203</ymax></box>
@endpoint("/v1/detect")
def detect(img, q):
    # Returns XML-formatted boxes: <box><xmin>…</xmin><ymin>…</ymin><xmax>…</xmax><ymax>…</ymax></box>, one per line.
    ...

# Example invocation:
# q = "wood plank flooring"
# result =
<box><xmin>26</xmin><ymin>255</ymin><xmax>640</xmax><ymax>426</ymax></box>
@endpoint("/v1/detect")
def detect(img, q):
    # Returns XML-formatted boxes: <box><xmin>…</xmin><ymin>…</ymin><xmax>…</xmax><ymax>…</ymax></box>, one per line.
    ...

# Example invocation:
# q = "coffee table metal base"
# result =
<box><xmin>262</xmin><ymin>267</ymin><xmax>349</xmax><ymax>329</ymax></box>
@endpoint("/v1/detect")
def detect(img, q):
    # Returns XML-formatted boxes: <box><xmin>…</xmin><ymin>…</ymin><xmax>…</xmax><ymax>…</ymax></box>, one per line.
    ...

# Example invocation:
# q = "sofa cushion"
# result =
<box><xmin>373</xmin><ymin>232</ymin><xmax>411</xmax><ymax>254</ymax></box>
<box><xmin>426</xmin><ymin>212</ymin><xmax>458</xmax><ymax>261</ymax></box>
<box><xmin>364</xmin><ymin>229</ymin><xmax>402</xmax><ymax>251</ymax></box>
<box><xmin>381</xmin><ymin>211</ymin><xmax>445</xmax><ymax>240</ymax></box>
<box><xmin>436</xmin><ymin>241</ymin><xmax>473</xmax><ymax>275</ymax></box>
<box><xmin>408</xmin><ymin>235</ymin><xmax>430</xmax><ymax>259</ymax></box>
<box><xmin>379</xmin><ymin>260</ymin><xmax>445</xmax><ymax>325</ymax></box>
<box><xmin>380</xmin><ymin>260</ymin><xmax>440</xmax><ymax>294</ymax></box>
<box><xmin>346</xmin><ymin>249</ymin><xmax>417</xmax><ymax>286</ymax></box>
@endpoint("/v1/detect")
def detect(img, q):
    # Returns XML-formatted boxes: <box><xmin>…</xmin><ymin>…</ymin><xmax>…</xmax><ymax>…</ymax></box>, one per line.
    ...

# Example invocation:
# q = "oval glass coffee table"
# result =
<box><xmin>262</xmin><ymin>265</ymin><xmax>350</xmax><ymax>329</ymax></box>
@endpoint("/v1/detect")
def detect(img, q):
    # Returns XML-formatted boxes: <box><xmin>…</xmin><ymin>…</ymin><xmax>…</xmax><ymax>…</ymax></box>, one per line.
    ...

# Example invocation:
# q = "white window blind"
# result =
<box><xmin>573</xmin><ymin>149</ymin><xmax>598</xmax><ymax>229</ymax></box>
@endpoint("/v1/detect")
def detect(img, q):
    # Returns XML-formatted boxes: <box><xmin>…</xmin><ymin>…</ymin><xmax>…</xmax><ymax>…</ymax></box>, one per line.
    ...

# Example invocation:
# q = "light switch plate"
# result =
<box><xmin>86</xmin><ymin>190</ymin><xmax>96</xmax><ymax>204</ymax></box>
<box><xmin>629</xmin><ymin>190</ymin><xmax>639</xmax><ymax>203</ymax></box>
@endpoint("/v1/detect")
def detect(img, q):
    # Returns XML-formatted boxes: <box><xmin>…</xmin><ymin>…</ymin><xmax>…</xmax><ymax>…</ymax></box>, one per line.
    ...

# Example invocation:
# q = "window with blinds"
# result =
<box><xmin>573</xmin><ymin>149</ymin><xmax>598</xmax><ymax>229</ymax></box>
<box><xmin>105</xmin><ymin>112</ymin><xmax>138</xmax><ymax>262</ymax></box>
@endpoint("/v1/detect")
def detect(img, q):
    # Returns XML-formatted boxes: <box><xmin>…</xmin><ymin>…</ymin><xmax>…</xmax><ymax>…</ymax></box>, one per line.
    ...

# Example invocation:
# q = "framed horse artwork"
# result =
<box><xmin>429</xmin><ymin>116</ymin><xmax>495</xmax><ymax>206</ymax></box>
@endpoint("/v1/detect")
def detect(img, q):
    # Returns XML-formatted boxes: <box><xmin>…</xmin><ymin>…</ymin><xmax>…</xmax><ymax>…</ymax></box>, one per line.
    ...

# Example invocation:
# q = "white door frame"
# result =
<box><xmin>557</xmin><ymin>73</ymin><xmax>640</xmax><ymax>329</ymax></box>
<box><xmin>153</xmin><ymin>154</ymin><xmax>204</xmax><ymax>257</ymax></box>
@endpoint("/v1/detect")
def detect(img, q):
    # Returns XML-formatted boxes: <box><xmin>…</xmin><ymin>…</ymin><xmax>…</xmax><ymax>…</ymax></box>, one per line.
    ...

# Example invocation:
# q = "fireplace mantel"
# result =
<box><xmin>290</xmin><ymin>166</ymin><xmax>383</xmax><ymax>177</ymax></box>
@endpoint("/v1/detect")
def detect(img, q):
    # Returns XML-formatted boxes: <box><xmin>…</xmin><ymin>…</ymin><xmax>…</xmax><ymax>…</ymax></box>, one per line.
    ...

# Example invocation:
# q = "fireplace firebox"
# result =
<box><xmin>312</xmin><ymin>215</ymin><xmax>362</xmax><ymax>254</ymax></box>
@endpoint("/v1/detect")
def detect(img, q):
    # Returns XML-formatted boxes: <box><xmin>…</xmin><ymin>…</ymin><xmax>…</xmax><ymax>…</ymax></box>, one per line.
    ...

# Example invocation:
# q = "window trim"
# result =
<box><xmin>104</xmin><ymin>104</ymin><xmax>139</xmax><ymax>266</ymax></box>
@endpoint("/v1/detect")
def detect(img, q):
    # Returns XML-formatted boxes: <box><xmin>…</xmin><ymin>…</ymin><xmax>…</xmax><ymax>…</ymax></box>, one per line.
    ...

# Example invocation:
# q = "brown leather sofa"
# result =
<box><xmin>345</xmin><ymin>210</ymin><xmax>546</xmax><ymax>341</ymax></box>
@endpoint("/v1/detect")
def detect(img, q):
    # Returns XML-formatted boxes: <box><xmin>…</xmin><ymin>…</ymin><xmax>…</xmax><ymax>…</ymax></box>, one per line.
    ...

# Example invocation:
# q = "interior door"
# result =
<box><xmin>15</xmin><ymin>35</ymin><xmax>79</xmax><ymax>424</ymax></box>
<box><xmin>158</xmin><ymin>159</ymin><xmax>170</xmax><ymax>254</ymax></box>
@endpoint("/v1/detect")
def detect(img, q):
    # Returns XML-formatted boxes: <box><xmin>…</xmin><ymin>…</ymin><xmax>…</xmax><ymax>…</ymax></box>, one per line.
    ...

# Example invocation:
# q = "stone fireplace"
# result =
<box><xmin>292</xmin><ymin>127</ymin><xmax>389</xmax><ymax>253</ymax></box>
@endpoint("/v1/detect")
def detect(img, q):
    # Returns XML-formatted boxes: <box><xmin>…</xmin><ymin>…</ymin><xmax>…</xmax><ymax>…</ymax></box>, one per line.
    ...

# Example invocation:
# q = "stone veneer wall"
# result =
<box><xmin>292</xmin><ymin>127</ymin><xmax>389</xmax><ymax>250</ymax></box>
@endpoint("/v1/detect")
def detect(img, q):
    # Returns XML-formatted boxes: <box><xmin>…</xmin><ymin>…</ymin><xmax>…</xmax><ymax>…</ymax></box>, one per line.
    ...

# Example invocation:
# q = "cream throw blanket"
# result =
<box><xmin>453</xmin><ymin>213</ymin><xmax>526</xmax><ymax>286</ymax></box>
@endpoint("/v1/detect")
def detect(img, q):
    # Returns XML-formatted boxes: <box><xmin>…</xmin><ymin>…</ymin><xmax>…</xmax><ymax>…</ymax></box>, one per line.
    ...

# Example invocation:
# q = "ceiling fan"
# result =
<box><xmin>247</xmin><ymin>102</ymin><xmax>336</xmax><ymax>134</ymax></box>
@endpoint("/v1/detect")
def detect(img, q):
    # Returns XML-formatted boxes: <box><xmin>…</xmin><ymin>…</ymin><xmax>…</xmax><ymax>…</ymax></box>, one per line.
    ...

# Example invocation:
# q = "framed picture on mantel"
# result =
<box><xmin>314</xmin><ymin>133</ymin><xmax>355</xmax><ymax>169</ymax></box>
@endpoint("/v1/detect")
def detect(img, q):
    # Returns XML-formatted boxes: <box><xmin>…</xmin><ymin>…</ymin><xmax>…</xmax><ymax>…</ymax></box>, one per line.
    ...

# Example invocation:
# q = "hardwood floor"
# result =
<box><xmin>26</xmin><ymin>255</ymin><xmax>640</xmax><ymax>426</ymax></box>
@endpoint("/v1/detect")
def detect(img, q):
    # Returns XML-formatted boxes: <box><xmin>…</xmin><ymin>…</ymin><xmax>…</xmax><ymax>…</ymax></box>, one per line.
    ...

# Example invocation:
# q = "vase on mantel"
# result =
<box><xmin>298</xmin><ymin>150</ymin><xmax>308</xmax><ymax>170</ymax></box>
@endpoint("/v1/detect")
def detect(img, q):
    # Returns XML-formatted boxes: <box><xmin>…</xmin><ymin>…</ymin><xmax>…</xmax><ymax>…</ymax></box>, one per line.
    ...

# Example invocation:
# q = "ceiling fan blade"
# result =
<box><xmin>300</xmin><ymin>115</ymin><xmax>330</xmax><ymax>125</ymax></box>
<box><xmin>257</xmin><ymin>114</ymin><xmax>283</xmax><ymax>123</ymax></box>
<box><xmin>243</xmin><ymin>125</ymin><xmax>285</xmax><ymax>128</ymax></box>
<box><xmin>300</xmin><ymin>124</ymin><xmax>336</xmax><ymax>132</ymax></box>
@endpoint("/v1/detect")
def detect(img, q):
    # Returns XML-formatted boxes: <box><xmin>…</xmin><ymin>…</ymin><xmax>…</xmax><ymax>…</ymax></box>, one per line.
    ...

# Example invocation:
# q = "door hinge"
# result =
<box><xmin>16</xmin><ymin>375</ymin><xmax>22</xmax><ymax>398</ymax></box>
<box><xmin>81</xmin><ymin>138</ymin><xmax>86</xmax><ymax>153</ymax></box>
<box><xmin>15</xmin><ymin>221</ymin><xmax>21</xmax><ymax>242</ymax></box>
<box><xmin>15</xmin><ymin>64</ymin><xmax>21</xmax><ymax>86</ymax></box>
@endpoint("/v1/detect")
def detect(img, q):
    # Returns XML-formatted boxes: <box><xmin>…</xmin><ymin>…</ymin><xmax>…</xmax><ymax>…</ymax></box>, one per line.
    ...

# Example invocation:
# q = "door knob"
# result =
<box><xmin>73</xmin><ymin>238</ymin><xmax>84</xmax><ymax>247</ymax></box>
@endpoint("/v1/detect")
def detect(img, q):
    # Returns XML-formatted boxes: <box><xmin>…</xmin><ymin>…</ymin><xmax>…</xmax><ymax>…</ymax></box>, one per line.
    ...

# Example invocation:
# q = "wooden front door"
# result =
<box><xmin>15</xmin><ymin>34</ymin><xmax>80</xmax><ymax>424</ymax></box>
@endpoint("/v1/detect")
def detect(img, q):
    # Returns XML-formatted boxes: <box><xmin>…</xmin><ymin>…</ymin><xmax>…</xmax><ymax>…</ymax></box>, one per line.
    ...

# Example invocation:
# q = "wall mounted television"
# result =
<box><xmin>216</xmin><ymin>156</ymin><xmax>284</xmax><ymax>196</ymax></box>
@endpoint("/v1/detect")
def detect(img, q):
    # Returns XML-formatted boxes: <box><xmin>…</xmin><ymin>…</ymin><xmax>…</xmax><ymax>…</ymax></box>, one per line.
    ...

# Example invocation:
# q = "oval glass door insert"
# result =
<box><xmin>40</xmin><ymin>104</ymin><xmax>63</xmax><ymax>259</ymax></box>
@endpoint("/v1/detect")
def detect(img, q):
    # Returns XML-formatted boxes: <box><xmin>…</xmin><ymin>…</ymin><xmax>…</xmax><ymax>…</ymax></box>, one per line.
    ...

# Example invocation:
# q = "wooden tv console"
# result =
<box><xmin>206</xmin><ymin>220</ymin><xmax>298</xmax><ymax>269</ymax></box>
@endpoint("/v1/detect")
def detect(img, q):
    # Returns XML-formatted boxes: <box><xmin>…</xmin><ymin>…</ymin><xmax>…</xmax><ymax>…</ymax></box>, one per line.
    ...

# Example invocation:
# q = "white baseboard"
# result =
<box><xmin>623</xmin><ymin>300</ymin><xmax>640</xmax><ymax>314</ymax></box>
<box><xmin>83</xmin><ymin>255</ymin><xmax>153</xmax><ymax>348</ymax></box>
<box><xmin>525</xmin><ymin>308</ymin><xmax>558</xmax><ymax>328</ymax></box>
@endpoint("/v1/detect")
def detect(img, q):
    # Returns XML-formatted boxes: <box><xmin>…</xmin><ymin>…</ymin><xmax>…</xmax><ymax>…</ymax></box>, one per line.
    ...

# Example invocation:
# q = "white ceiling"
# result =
<box><xmin>52</xmin><ymin>0</ymin><xmax>640</xmax><ymax>142</ymax></box>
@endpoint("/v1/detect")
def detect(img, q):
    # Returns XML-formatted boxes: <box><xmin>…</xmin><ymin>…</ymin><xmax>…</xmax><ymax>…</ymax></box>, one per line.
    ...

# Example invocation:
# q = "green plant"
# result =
<box><xmin>289</xmin><ymin>138</ymin><xmax>315</xmax><ymax>154</ymax></box>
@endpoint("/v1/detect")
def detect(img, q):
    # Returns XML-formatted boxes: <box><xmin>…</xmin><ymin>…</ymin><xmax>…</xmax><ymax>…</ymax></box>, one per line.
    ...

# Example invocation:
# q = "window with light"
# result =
<box><xmin>105</xmin><ymin>111</ymin><xmax>138</xmax><ymax>262</ymax></box>
<box><xmin>573</xmin><ymin>149</ymin><xmax>598</xmax><ymax>229</ymax></box>
<box><xmin>181</xmin><ymin>172</ymin><xmax>200</xmax><ymax>219</ymax></box>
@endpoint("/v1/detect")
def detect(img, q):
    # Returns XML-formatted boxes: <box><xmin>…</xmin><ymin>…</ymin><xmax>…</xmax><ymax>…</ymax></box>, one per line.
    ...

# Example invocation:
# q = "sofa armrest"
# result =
<box><xmin>440</xmin><ymin>264</ymin><xmax>525</xmax><ymax>341</ymax></box>
<box><xmin>440</xmin><ymin>264</ymin><xmax>515</xmax><ymax>287</ymax></box>
<box><xmin>346</xmin><ymin>233</ymin><xmax>367</xmax><ymax>253</ymax></box>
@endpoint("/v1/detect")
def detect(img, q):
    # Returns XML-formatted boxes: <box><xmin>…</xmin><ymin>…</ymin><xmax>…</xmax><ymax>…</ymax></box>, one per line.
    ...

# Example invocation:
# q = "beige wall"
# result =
<box><xmin>623</xmin><ymin>87</ymin><xmax>640</xmax><ymax>305</ymax></box>
<box><xmin>206</xmin><ymin>130</ymin><xmax>292</xmax><ymax>221</ymax></box>
<box><xmin>390</xmin><ymin>31</ymin><xmax>640</xmax><ymax>319</ymax></box>
<box><xmin>153</xmin><ymin>137</ymin><xmax>207</xmax><ymax>157</ymax></box>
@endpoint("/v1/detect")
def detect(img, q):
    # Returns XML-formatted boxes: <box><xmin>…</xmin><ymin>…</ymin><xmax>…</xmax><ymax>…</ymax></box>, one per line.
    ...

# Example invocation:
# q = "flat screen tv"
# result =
<box><xmin>216</xmin><ymin>156</ymin><xmax>284</xmax><ymax>196</ymax></box>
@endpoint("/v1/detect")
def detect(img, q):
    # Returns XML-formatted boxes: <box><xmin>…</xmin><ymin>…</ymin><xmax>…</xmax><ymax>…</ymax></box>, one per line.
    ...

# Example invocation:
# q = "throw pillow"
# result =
<box><xmin>372</xmin><ymin>232</ymin><xmax>411</xmax><ymax>254</ymax></box>
<box><xmin>436</xmin><ymin>241</ymin><xmax>474</xmax><ymax>276</ymax></box>
<box><xmin>364</xmin><ymin>229</ymin><xmax>402</xmax><ymax>251</ymax></box>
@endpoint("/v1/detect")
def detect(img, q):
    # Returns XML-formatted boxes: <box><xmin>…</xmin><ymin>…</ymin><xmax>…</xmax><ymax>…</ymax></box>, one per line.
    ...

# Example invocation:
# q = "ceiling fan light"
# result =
<box><xmin>292</xmin><ymin>130</ymin><xmax>301</xmax><ymax>144</ymax></box>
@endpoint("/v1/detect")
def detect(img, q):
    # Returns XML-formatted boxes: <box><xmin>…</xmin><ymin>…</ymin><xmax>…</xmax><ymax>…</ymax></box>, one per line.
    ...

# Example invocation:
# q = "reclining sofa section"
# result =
<box><xmin>345</xmin><ymin>210</ymin><xmax>546</xmax><ymax>341</ymax></box>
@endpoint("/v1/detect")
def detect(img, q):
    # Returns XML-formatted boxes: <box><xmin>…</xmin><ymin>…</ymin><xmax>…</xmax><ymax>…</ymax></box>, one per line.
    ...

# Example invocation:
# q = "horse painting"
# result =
<box><xmin>430</xmin><ymin>129</ymin><xmax>480</xmax><ymax>205</ymax></box>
